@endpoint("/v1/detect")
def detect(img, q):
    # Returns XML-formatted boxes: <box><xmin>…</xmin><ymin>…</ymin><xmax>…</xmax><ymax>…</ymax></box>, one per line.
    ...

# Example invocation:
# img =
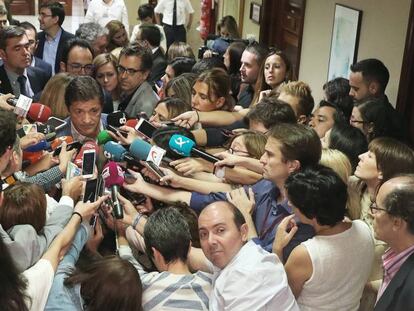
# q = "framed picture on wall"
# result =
<box><xmin>327</xmin><ymin>4</ymin><xmax>363</xmax><ymax>80</ymax></box>
<box><xmin>250</xmin><ymin>2</ymin><xmax>262</xmax><ymax>24</ymax></box>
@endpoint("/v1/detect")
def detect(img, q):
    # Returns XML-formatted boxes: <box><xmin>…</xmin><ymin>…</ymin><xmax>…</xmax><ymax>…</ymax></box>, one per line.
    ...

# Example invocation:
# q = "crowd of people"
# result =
<box><xmin>0</xmin><ymin>1</ymin><xmax>413</xmax><ymax>310</ymax></box>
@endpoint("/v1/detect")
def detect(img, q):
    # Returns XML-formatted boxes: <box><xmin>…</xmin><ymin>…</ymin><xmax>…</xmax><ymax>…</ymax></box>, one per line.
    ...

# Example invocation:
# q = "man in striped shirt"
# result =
<box><xmin>372</xmin><ymin>175</ymin><xmax>414</xmax><ymax>311</ymax></box>
<box><xmin>119</xmin><ymin>207</ymin><xmax>212</xmax><ymax>311</ymax></box>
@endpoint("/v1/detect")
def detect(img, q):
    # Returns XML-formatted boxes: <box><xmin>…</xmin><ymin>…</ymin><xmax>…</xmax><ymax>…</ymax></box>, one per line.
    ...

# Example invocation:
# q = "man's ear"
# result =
<box><xmin>378</xmin><ymin>170</ymin><xmax>384</xmax><ymax>180</ymax></box>
<box><xmin>240</xmin><ymin>223</ymin><xmax>249</xmax><ymax>242</ymax></box>
<box><xmin>297</xmin><ymin>115</ymin><xmax>307</xmax><ymax>125</ymax></box>
<box><xmin>60</xmin><ymin>61</ymin><xmax>66</xmax><ymax>73</ymax></box>
<box><xmin>143</xmin><ymin>70</ymin><xmax>150</xmax><ymax>81</ymax></box>
<box><xmin>368</xmin><ymin>81</ymin><xmax>380</xmax><ymax>96</ymax></box>
<box><xmin>0</xmin><ymin>48</ymin><xmax>6</xmax><ymax>60</ymax></box>
<box><xmin>392</xmin><ymin>216</ymin><xmax>405</xmax><ymax>232</ymax></box>
<box><xmin>287</xmin><ymin>159</ymin><xmax>301</xmax><ymax>174</ymax></box>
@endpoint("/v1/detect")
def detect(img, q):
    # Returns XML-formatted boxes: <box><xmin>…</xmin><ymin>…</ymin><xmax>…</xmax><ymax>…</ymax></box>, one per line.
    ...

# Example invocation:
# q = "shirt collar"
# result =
<box><xmin>46</xmin><ymin>27</ymin><xmax>62</xmax><ymax>42</ymax></box>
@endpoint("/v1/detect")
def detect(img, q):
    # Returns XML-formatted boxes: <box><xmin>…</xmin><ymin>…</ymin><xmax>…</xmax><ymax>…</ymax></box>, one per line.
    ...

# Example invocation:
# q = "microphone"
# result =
<box><xmin>23</xmin><ymin>150</ymin><xmax>44</xmax><ymax>165</ymax></box>
<box><xmin>169</xmin><ymin>134</ymin><xmax>221</xmax><ymax>163</ymax></box>
<box><xmin>27</xmin><ymin>103</ymin><xmax>52</xmax><ymax>123</ymax></box>
<box><xmin>107</xmin><ymin>110</ymin><xmax>128</xmax><ymax>128</ymax></box>
<box><xmin>102</xmin><ymin>161</ymin><xmax>124</xmax><ymax>219</ymax></box>
<box><xmin>49</xmin><ymin>135</ymin><xmax>74</xmax><ymax>150</ymax></box>
<box><xmin>74</xmin><ymin>141</ymin><xmax>99</xmax><ymax>168</ymax></box>
<box><xmin>103</xmin><ymin>141</ymin><xmax>142</xmax><ymax>168</ymax></box>
<box><xmin>24</xmin><ymin>140</ymin><xmax>49</xmax><ymax>152</ymax></box>
<box><xmin>125</xmin><ymin>119</ymin><xmax>138</xmax><ymax>128</ymax></box>
<box><xmin>129</xmin><ymin>138</ymin><xmax>170</xmax><ymax>165</ymax></box>
<box><xmin>97</xmin><ymin>130</ymin><xmax>113</xmax><ymax>145</ymax></box>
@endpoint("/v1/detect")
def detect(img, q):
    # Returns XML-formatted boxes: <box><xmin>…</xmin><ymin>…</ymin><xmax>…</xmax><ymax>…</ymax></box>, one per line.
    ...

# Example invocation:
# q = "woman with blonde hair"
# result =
<box><xmin>93</xmin><ymin>53</ymin><xmax>121</xmax><ymax>111</ymax></box>
<box><xmin>320</xmin><ymin>148</ymin><xmax>360</xmax><ymax>220</ymax></box>
<box><xmin>39</xmin><ymin>73</ymin><xmax>73</xmax><ymax>119</ymax></box>
<box><xmin>105</xmin><ymin>20</ymin><xmax>129</xmax><ymax>52</ymax></box>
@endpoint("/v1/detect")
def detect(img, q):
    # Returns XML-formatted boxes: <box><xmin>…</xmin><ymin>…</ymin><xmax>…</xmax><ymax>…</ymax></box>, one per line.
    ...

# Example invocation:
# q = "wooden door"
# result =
<box><xmin>260</xmin><ymin>0</ymin><xmax>306</xmax><ymax>79</ymax></box>
<box><xmin>9</xmin><ymin>0</ymin><xmax>35</xmax><ymax>15</ymax></box>
<box><xmin>38</xmin><ymin>0</ymin><xmax>72</xmax><ymax>16</ymax></box>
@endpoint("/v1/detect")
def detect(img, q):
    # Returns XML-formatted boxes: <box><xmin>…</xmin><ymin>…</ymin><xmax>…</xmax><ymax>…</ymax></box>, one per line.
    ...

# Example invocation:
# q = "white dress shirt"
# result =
<box><xmin>208</xmin><ymin>240</ymin><xmax>299</xmax><ymax>311</ymax></box>
<box><xmin>84</xmin><ymin>0</ymin><xmax>129</xmax><ymax>34</ymax></box>
<box><xmin>154</xmin><ymin>0</ymin><xmax>194</xmax><ymax>26</ymax></box>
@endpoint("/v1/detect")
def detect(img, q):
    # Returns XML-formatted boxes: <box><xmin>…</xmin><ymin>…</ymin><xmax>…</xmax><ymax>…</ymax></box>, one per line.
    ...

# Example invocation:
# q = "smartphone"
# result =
<box><xmin>120</xmin><ymin>187</ymin><xmax>146</xmax><ymax>206</ymax></box>
<box><xmin>66</xmin><ymin>161</ymin><xmax>82</xmax><ymax>179</ymax></box>
<box><xmin>135</xmin><ymin>118</ymin><xmax>157</xmax><ymax>139</ymax></box>
<box><xmin>23</xmin><ymin>123</ymin><xmax>37</xmax><ymax>135</ymax></box>
<box><xmin>155</xmin><ymin>80</ymin><xmax>163</xmax><ymax>88</ymax></box>
<box><xmin>143</xmin><ymin>161</ymin><xmax>165</xmax><ymax>180</ymax></box>
<box><xmin>53</xmin><ymin>141</ymin><xmax>83</xmax><ymax>157</ymax></box>
<box><xmin>107</xmin><ymin>124</ymin><xmax>128</xmax><ymax>138</ymax></box>
<box><xmin>83</xmin><ymin>178</ymin><xmax>98</xmax><ymax>203</ymax></box>
<box><xmin>47</xmin><ymin>117</ymin><xmax>67</xmax><ymax>131</ymax></box>
<box><xmin>82</xmin><ymin>149</ymin><xmax>96</xmax><ymax>179</ymax></box>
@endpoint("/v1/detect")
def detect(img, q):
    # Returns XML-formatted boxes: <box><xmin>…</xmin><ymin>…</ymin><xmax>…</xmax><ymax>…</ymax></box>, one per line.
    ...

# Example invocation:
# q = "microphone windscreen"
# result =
<box><xmin>74</xmin><ymin>141</ymin><xmax>99</xmax><ymax>168</ymax></box>
<box><xmin>24</xmin><ymin>140</ymin><xmax>49</xmax><ymax>152</ymax></box>
<box><xmin>103</xmin><ymin>141</ymin><xmax>127</xmax><ymax>162</ymax></box>
<box><xmin>107</xmin><ymin>110</ymin><xmax>128</xmax><ymax>128</ymax></box>
<box><xmin>168</xmin><ymin>134</ymin><xmax>195</xmax><ymax>157</ymax></box>
<box><xmin>125</xmin><ymin>119</ymin><xmax>138</xmax><ymax>128</ymax></box>
<box><xmin>97</xmin><ymin>130</ymin><xmax>113</xmax><ymax>145</ymax></box>
<box><xmin>50</xmin><ymin>135</ymin><xmax>73</xmax><ymax>150</ymax></box>
<box><xmin>129</xmin><ymin>138</ymin><xmax>152</xmax><ymax>161</ymax></box>
<box><xmin>23</xmin><ymin>150</ymin><xmax>44</xmax><ymax>165</ymax></box>
<box><xmin>102</xmin><ymin>161</ymin><xmax>124</xmax><ymax>187</ymax></box>
<box><xmin>27</xmin><ymin>103</ymin><xmax>52</xmax><ymax>123</ymax></box>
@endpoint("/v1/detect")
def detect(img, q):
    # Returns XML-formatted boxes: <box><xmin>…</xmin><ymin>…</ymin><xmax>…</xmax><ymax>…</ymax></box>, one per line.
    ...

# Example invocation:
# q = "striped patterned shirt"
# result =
<box><xmin>120</xmin><ymin>245</ymin><xmax>212</xmax><ymax>310</ymax></box>
<box><xmin>377</xmin><ymin>244</ymin><xmax>414</xmax><ymax>301</ymax></box>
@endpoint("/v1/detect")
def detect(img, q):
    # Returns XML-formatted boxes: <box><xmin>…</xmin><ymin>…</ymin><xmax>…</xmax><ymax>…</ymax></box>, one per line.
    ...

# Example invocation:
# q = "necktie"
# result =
<box><xmin>172</xmin><ymin>0</ymin><xmax>177</xmax><ymax>27</ymax></box>
<box><xmin>17</xmin><ymin>75</ymin><xmax>28</xmax><ymax>97</ymax></box>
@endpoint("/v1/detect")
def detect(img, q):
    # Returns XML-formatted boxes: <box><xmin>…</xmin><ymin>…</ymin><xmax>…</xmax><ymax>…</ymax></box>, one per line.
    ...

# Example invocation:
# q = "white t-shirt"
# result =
<box><xmin>209</xmin><ymin>240</ymin><xmax>299</xmax><ymax>311</ymax></box>
<box><xmin>154</xmin><ymin>0</ymin><xmax>194</xmax><ymax>26</ymax></box>
<box><xmin>298</xmin><ymin>220</ymin><xmax>375</xmax><ymax>311</ymax></box>
<box><xmin>23</xmin><ymin>259</ymin><xmax>55</xmax><ymax>311</ymax></box>
<box><xmin>84</xmin><ymin>0</ymin><xmax>129</xmax><ymax>35</ymax></box>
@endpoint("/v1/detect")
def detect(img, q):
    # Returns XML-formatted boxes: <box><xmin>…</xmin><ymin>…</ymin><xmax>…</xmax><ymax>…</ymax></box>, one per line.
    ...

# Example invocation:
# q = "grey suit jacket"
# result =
<box><xmin>123</xmin><ymin>81</ymin><xmax>159</xmax><ymax>118</ymax></box>
<box><xmin>0</xmin><ymin>200</ymin><xmax>73</xmax><ymax>272</ymax></box>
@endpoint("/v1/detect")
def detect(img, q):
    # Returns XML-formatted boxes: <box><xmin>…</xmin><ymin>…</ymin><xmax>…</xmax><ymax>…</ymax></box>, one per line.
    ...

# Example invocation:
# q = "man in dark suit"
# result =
<box><xmin>372</xmin><ymin>175</ymin><xmax>414</xmax><ymax>311</ymax></box>
<box><xmin>0</xmin><ymin>26</ymin><xmax>50</xmax><ymax>101</ymax></box>
<box><xmin>35</xmin><ymin>1</ymin><xmax>74</xmax><ymax>75</ymax></box>
<box><xmin>135</xmin><ymin>24</ymin><xmax>167</xmax><ymax>87</ymax></box>
<box><xmin>20</xmin><ymin>21</ymin><xmax>53</xmax><ymax>77</ymax></box>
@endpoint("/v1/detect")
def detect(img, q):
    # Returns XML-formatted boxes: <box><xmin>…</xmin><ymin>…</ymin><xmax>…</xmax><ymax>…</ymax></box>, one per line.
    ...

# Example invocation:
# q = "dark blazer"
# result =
<box><xmin>374</xmin><ymin>252</ymin><xmax>414</xmax><ymax>311</ymax></box>
<box><xmin>0</xmin><ymin>65</ymin><xmax>51</xmax><ymax>101</ymax></box>
<box><xmin>33</xmin><ymin>56</ymin><xmax>53</xmax><ymax>77</ymax></box>
<box><xmin>149</xmin><ymin>48</ymin><xmax>167</xmax><ymax>85</ymax></box>
<box><xmin>34</xmin><ymin>28</ymin><xmax>75</xmax><ymax>74</ymax></box>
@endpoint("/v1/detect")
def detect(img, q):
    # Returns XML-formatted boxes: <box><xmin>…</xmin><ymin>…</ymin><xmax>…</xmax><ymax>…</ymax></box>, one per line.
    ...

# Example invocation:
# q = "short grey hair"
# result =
<box><xmin>0</xmin><ymin>5</ymin><xmax>8</xmax><ymax>16</ymax></box>
<box><xmin>75</xmin><ymin>22</ymin><xmax>109</xmax><ymax>44</ymax></box>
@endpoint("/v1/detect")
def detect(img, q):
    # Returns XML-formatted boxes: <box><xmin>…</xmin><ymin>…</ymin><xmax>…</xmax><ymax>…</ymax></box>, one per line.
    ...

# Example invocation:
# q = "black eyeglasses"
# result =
<box><xmin>117</xmin><ymin>65</ymin><xmax>143</xmax><ymax>75</ymax></box>
<box><xmin>369</xmin><ymin>201</ymin><xmax>387</xmax><ymax>214</ymax></box>
<box><xmin>68</xmin><ymin>63</ymin><xmax>94</xmax><ymax>73</ymax></box>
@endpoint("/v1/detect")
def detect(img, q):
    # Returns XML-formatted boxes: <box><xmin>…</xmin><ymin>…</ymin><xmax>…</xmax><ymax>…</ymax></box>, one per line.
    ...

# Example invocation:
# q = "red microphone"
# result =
<box><xmin>50</xmin><ymin>136</ymin><xmax>74</xmax><ymax>150</ymax></box>
<box><xmin>27</xmin><ymin>103</ymin><xmax>52</xmax><ymax>123</ymax></box>
<box><xmin>125</xmin><ymin>119</ymin><xmax>138</xmax><ymax>128</ymax></box>
<box><xmin>74</xmin><ymin>141</ymin><xmax>99</xmax><ymax>168</ymax></box>
<box><xmin>102</xmin><ymin>161</ymin><xmax>125</xmax><ymax>219</ymax></box>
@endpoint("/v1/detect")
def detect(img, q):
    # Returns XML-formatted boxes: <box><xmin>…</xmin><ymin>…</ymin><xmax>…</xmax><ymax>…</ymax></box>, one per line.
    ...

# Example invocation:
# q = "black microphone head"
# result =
<box><xmin>107</xmin><ymin>110</ymin><xmax>129</xmax><ymax>128</ymax></box>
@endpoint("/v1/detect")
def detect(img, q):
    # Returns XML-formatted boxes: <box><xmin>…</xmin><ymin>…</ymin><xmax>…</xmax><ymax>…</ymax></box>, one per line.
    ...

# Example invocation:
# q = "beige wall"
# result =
<box><xmin>125</xmin><ymin>0</ymin><xmax>203</xmax><ymax>53</ymax></box>
<box><xmin>241</xmin><ymin>0</ymin><xmax>261</xmax><ymax>40</ymax></box>
<box><xmin>299</xmin><ymin>0</ymin><xmax>411</xmax><ymax>106</ymax></box>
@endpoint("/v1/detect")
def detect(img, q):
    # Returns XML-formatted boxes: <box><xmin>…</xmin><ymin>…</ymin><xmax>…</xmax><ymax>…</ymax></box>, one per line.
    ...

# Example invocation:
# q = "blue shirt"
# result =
<box><xmin>43</xmin><ymin>28</ymin><xmax>62</xmax><ymax>75</ymax></box>
<box><xmin>45</xmin><ymin>223</ymin><xmax>90</xmax><ymax>310</ymax></box>
<box><xmin>190</xmin><ymin>179</ymin><xmax>315</xmax><ymax>259</ymax></box>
